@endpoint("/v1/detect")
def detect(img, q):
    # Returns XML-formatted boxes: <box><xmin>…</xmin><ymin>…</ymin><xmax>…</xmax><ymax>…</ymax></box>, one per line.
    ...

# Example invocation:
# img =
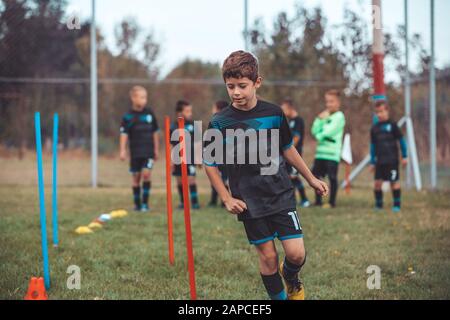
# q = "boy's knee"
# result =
<box><xmin>259</xmin><ymin>250</ymin><xmax>278</xmax><ymax>268</ymax></box>
<box><xmin>374</xmin><ymin>180</ymin><xmax>383</xmax><ymax>190</ymax></box>
<box><xmin>391</xmin><ymin>182</ymin><xmax>401</xmax><ymax>190</ymax></box>
<box><xmin>286</xmin><ymin>249</ymin><xmax>306</xmax><ymax>266</ymax></box>
<box><xmin>132</xmin><ymin>173</ymin><xmax>141</xmax><ymax>186</ymax></box>
<box><xmin>141</xmin><ymin>172</ymin><xmax>151</xmax><ymax>181</ymax></box>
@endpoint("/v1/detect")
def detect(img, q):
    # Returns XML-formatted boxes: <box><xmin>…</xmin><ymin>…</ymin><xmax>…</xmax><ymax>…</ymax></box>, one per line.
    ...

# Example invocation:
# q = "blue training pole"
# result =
<box><xmin>35</xmin><ymin>112</ymin><xmax>51</xmax><ymax>290</ymax></box>
<box><xmin>52</xmin><ymin>113</ymin><xmax>59</xmax><ymax>247</ymax></box>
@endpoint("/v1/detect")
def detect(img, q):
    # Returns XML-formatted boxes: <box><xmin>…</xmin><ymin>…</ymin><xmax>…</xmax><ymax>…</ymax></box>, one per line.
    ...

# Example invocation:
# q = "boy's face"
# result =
<box><xmin>325</xmin><ymin>94</ymin><xmax>340</xmax><ymax>113</ymax></box>
<box><xmin>130</xmin><ymin>89</ymin><xmax>147</xmax><ymax>110</ymax></box>
<box><xmin>375</xmin><ymin>105</ymin><xmax>389</xmax><ymax>122</ymax></box>
<box><xmin>225</xmin><ymin>76</ymin><xmax>261</xmax><ymax>108</ymax></box>
<box><xmin>281</xmin><ymin>103</ymin><xmax>292</xmax><ymax>118</ymax></box>
<box><xmin>181</xmin><ymin>105</ymin><xmax>193</xmax><ymax>120</ymax></box>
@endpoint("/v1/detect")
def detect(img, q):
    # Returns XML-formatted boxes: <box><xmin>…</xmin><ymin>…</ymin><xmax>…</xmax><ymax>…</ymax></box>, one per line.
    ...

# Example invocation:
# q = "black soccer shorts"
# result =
<box><xmin>173</xmin><ymin>164</ymin><xmax>196</xmax><ymax>177</ymax></box>
<box><xmin>242</xmin><ymin>209</ymin><xmax>304</xmax><ymax>245</ymax></box>
<box><xmin>130</xmin><ymin>157</ymin><xmax>154</xmax><ymax>173</ymax></box>
<box><xmin>375</xmin><ymin>163</ymin><xmax>400</xmax><ymax>182</ymax></box>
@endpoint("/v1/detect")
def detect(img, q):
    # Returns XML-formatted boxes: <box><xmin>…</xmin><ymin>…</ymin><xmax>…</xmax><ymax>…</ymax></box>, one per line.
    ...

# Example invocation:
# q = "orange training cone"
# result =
<box><xmin>24</xmin><ymin>277</ymin><xmax>48</xmax><ymax>300</ymax></box>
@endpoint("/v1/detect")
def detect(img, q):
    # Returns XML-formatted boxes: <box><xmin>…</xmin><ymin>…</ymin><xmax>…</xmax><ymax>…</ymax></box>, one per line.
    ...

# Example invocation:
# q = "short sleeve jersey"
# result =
<box><xmin>370</xmin><ymin>120</ymin><xmax>403</xmax><ymax>165</ymax></box>
<box><xmin>120</xmin><ymin>107</ymin><xmax>159</xmax><ymax>158</ymax></box>
<box><xmin>288</xmin><ymin>116</ymin><xmax>305</xmax><ymax>155</ymax></box>
<box><xmin>203</xmin><ymin>100</ymin><xmax>296</xmax><ymax>221</ymax></box>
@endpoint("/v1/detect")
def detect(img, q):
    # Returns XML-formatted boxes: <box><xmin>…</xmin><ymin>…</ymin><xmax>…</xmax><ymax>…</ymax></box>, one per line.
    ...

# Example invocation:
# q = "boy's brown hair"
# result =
<box><xmin>375</xmin><ymin>100</ymin><xmax>389</xmax><ymax>110</ymax></box>
<box><xmin>214</xmin><ymin>100</ymin><xmax>229</xmax><ymax>112</ymax></box>
<box><xmin>325</xmin><ymin>89</ymin><xmax>341</xmax><ymax>99</ymax></box>
<box><xmin>222</xmin><ymin>50</ymin><xmax>259</xmax><ymax>82</ymax></box>
<box><xmin>282</xmin><ymin>97</ymin><xmax>295</xmax><ymax>108</ymax></box>
<box><xmin>176</xmin><ymin>99</ymin><xmax>190</xmax><ymax>113</ymax></box>
<box><xmin>129</xmin><ymin>85</ymin><xmax>147</xmax><ymax>96</ymax></box>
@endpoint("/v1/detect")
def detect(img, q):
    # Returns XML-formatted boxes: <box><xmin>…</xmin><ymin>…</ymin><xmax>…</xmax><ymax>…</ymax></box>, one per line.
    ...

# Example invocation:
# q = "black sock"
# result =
<box><xmin>315</xmin><ymin>192</ymin><xmax>322</xmax><ymax>206</ymax></box>
<box><xmin>329</xmin><ymin>177</ymin><xmax>338</xmax><ymax>207</ymax></box>
<box><xmin>210</xmin><ymin>187</ymin><xmax>218</xmax><ymax>205</ymax></box>
<box><xmin>374</xmin><ymin>190</ymin><xmax>383</xmax><ymax>208</ymax></box>
<box><xmin>393</xmin><ymin>189</ymin><xmax>401</xmax><ymax>207</ymax></box>
<box><xmin>142</xmin><ymin>181</ymin><xmax>151</xmax><ymax>205</ymax></box>
<box><xmin>260</xmin><ymin>272</ymin><xmax>287</xmax><ymax>300</ymax></box>
<box><xmin>133</xmin><ymin>186</ymin><xmax>141</xmax><ymax>209</ymax></box>
<box><xmin>177</xmin><ymin>184</ymin><xmax>184</xmax><ymax>205</ymax></box>
<box><xmin>189</xmin><ymin>184</ymin><xmax>199</xmax><ymax>206</ymax></box>
<box><xmin>282</xmin><ymin>256</ymin><xmax>306</xmax><ymax>284</ymax></box>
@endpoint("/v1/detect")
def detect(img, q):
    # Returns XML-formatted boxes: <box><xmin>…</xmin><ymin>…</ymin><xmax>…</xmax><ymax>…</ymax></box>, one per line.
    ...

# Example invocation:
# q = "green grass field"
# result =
<box><xmin>0</xmin><ymin>154</ymin><xmax>449</xmax><ymax>300</ymax></box>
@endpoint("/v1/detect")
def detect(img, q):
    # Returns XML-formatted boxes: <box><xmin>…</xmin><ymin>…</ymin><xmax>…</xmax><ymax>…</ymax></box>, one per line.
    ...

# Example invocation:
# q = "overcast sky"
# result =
<box><xmin>67</xmin><ymin>0</ymin><xmax>450</xmax><ymax>80</ymax></box>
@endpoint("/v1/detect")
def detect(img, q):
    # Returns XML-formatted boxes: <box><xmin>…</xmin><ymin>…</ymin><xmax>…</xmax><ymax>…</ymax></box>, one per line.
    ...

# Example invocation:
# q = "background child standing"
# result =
<box><xmin>370</xmin><ymin>101</ymin><xmax>408</xmax><ymax>212</ymax></box>
<box><xmin>119</xmin><ymin>86</ymin><xmax>160</xmax><ymax>212</ymax></box>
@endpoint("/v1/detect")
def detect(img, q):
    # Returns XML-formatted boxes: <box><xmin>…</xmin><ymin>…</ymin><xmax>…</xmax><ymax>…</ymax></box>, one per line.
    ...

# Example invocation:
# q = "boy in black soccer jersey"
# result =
<box><xmin>204</xmin><ymin>51</ymin><xmax>328</xmax><ymax>300</ymax></box>
<box><xmin>171</xmin><ymin>100</ymin><xmax>201</xmax><ymax>210</ymax></box>
<box><xmin>120</xmin><ymin>86</ymin><xmax>160</xmax><ymax>212</ymax></box>
<box><xmin>370</xmin><ymin>101</ymin><xmax>408</xmax><ymax>213</ymax></box>
<box><xmin>208</xmin><ymin>100</ymin><xmax>229</xmax><ymax>207</ymax></box>
<box><xmin>281</xmin><ymin>98</ymin><xmax>310</xmax><ymax>208</ymax></box>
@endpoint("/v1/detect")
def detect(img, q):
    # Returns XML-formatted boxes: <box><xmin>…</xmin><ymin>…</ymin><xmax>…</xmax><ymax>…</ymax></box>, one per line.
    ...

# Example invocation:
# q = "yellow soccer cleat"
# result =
<box><xmin>280</xmin><ymin>261</ymin><xmax>305</xmax><ymax>300</ymax></box>
<box><xmin>321</xmin><ymin>203</ymin><xmax>332</xmax><ymax>209</ymax></box>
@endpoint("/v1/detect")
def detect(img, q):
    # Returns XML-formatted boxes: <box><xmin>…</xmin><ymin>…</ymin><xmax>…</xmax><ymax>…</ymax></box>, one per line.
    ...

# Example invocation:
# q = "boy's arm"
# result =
<box><xmin>311</xmin><ymin>117</ymin><xmax>323</xmax><ymax>140</ymax></box>
<box><xmin>204</xmin><ymin>166</ymin><xmax>247</xmax><ymax>214</ymax></box>
<box><xmin>119</xmin><ymin>134</ymin><xmax>128</xmax><ymax>161</ymax></box>
<box><xmin>153</xmin><ymin>131</ymin><xmax>160</xmax><ymax>160</ymax></box>
<box><xmin>370</xmin><ymin>128</ymin><xmax>376</xmax><ymax>165</ymax></box>
<box><xmin>314</xmin><ymin>112</ymin><xmax>345</xmax><ymax>141</ymax></box>
<box><xmin>283</xmin><ymin>146</ymin><xmax>328</xmax><ymax>196</ymax></box>
<box><xmin>291</xmin><ymin>119</ymin><xmax>302</xmax><ymax>147</ymax></box>
<box><xmin>394</xmin><ymin>124</ymin><xmax>408</xmax><ymax>166</ymax></box>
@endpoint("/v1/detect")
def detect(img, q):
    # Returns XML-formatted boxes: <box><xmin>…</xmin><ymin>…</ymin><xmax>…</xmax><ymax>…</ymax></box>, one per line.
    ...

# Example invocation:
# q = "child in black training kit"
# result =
<box><xmin>204</xmin><ymin>51</ymin><xmax>328</xmax><ymax>300</ymax></box>
<box><xmin>370</xmin><ymin>101</ymin><xmax>408</xmax><ymax>213</ymax></box>
<box><xmin>170</xmin><ymin>100</ymin><xmax>201</xmax><ymax>210</ymax></box>
<box><xmin>120</xmin><ymin>86</ymin><xmax>160</xmax><ymax>212</ymax></box>
<box><xmin>208</xmin><ymin>100</ymin><xmax>230</xmax><ymax>207</ymax></box>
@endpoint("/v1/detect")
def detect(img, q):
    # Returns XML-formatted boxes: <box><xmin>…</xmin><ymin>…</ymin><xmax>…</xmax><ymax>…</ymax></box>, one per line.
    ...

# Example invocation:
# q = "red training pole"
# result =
<box><xmin>178</xmin><ymin>117</ymin><xmax>197</xmax><ymax>300</ymax></box>
<box><xmin>165</xmin><ymin>116</ymin><xmax>175</xmax><ymax>266</ymax></box>
<box><xmin>372</xmin><ymin>0</ymin><xmax>386</xmax><ymax>102</ymax></box>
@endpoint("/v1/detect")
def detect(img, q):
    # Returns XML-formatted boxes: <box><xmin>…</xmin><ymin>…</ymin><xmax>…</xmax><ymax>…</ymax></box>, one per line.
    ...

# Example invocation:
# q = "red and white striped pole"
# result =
<box><xmin>372</xmin><ymin>0</ymin><xmax>386</xmax><ymax>102</ymax></box>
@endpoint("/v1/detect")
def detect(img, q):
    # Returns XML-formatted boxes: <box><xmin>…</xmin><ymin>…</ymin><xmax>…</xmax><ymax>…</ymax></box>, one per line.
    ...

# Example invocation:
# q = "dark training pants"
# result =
<box><xmin>312</xmin><ymin>159</ymin><xmax>339</xmax><ymax>207</ymax></box>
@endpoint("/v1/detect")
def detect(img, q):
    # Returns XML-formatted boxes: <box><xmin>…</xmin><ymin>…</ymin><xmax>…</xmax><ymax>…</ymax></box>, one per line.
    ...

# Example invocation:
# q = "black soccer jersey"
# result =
<box><xmin>288</xmin><ymin>116</ymin><xmax>305</xmax><ymax>155</ymax></box>
<box><xmin>203</xmin><ymin>100</ymin><xmax>296</xmax><ymax>221</ymax></box>
<box><xmin>170</xmin><ymin>119</ymin><xmax>196</xmax><ymax>164</ymax></box>
<box><xmin>370</xmin><ymin>120</ymin><xmax>407</xmax><ymax>165</ymax></box>
<box><xmin>120</xmin><ymin>107</ymin><xmax>159</xmax><ymax>158</ymax></box>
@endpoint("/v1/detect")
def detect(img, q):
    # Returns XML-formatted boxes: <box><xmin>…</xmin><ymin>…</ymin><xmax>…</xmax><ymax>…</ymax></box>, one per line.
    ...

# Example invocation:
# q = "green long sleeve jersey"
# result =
<box><xmin>311</xmin><ymin>110</ymin><xmax>346</xmax><ymax>163</ymax></box>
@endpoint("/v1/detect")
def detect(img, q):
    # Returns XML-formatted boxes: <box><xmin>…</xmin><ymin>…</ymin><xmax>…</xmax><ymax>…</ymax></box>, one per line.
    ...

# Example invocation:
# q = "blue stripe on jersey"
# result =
<box><xmin>370</xmin><ymin>143</ymin><xmax>376</xmax><ymax>164</ymax></box>
<box><xmin>282</xmin><ymin>139</ymin><xmax>294</xmax><ymax>150</ymax></box>
<box><xmin>213</xmin><ymin>115</ymin><xmax>282</xmax><ymax>130</ymax></box>
<box><xmin>399</xmin><ymin>137</ymin><xmax>408</xmax><ymax>158</ymax></box>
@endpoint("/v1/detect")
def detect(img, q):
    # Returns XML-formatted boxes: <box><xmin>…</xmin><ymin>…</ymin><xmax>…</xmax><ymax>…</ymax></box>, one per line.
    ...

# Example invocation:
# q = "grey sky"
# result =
<box><xmin>68</xmin><ymin>0</ymin><xmax>450</xmax><ymax>80</ymax></box>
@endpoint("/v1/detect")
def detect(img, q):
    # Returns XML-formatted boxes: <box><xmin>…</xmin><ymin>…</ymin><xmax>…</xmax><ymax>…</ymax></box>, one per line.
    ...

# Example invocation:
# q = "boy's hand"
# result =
<box><xmin>119</xmin><ymin>150</ymin><xmax>127</xmax><ymax>161</ymax></box>
<box><xmin>154</xmin><ymin>150</ymin><xmax>159</xmax><ymax>161</ymax></box>
<box><xmin>369</xmin><ymin>164</ymin><xmax>375</xmax><ymax>173</ymax></box>
<box><xmin>308</xmin><ymin>177</ymin><xmax>329</xmax><ymax>196</ymax></box>
<box><xmin>318</xmin><ymin>110</ymin><xmax>330</xmax><ymax>119</ymax></box>
<box><xmin>401</xmin><ymin>158</ymin><xmax>408</xmax><ymax>168</ymax></box>
<box><xmin>223</xmin><ymin>197</ymin><xmax>247</xmax><ymax>215</ymax></box>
